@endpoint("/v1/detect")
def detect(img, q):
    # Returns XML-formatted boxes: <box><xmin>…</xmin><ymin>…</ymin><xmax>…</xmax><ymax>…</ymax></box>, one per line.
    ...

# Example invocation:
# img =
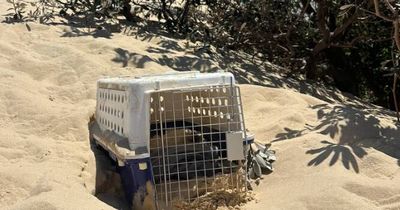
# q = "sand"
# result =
<box><xmin>1</xmin><ymin>2</ymin><xmax>400</xmax><ymax>209</ymax></box>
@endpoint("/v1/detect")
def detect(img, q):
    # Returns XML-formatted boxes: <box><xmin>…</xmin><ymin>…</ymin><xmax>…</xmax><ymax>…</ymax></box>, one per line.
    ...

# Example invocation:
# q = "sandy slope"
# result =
<box><xmin>241</xmin><ymin>86</ymin><xmax>400</xmax><ymax>210</ymax></box>
<box><xmin>1</xmin><ymin>2</ymin><xmax>400</xmax><ymax>210</ymax></box>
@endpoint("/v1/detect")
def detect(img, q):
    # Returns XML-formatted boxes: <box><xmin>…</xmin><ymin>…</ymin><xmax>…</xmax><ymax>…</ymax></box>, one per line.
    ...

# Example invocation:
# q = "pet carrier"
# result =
<box><xmin>91</xmin><ymin>71</ymin><xmax>250</xmax><ymax>209</ymax></box>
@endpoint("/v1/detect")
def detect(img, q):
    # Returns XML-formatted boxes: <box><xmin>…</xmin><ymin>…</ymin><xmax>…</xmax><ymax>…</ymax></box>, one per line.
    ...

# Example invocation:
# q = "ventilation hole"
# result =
<box><xmin>121</xmin><ymin>127</ymin><xmax>124</xmax><ymax>134</ymax></box>
<box><xmin>195</xmin><ymin>96</ymin><xmax>199</xmax><ymax>103</ymax></box>
<box><xmin>188</xmin><ymin>106</ymin><xmax>191</xmax><ymax>112</ymax></box>
<box><xmin>200</xmin><ymin>97</ymin><xmax>204</xmax><ymax>103</ymax></box>
<box><xmin>121</xmin><ymin>112</ymin><xmax>124</xmax><ymax>118</ymax></box>
<box><xmin>121</xmin><ymin>96</ymin><xmax>124</xmax><ymax>103</ymax></box>
<box><xmin>222</xmin><ymin>87</ymin><xmax>226</xmax><ymax>93</ymax></box>
<box><xmin>225</xmin><ymin>99</ymin><xmax>228</xmax><ymax>106</ymax></box>
<box><xmin>191</xmin><ymin>96</ymin><xmax>194</xmax><ymax>102</ymax></box>
<box><xmin>210</xmin><ymin>87</ymin><xmax>214</xmax><ymax>92</ymax></box>
<box><xmin>186</xmin><ymin>95</ymin><xmax>189</xmax><ymax>101</ymax></box>
<box><xmin>206</xmin><ymin>98</ymin><xmax>210</xmax><ymax>104</ymax></box>
<box><xmin>218</xmin><ymin>99</ymin><xmax>222</xmax><ymax>106</ymax></box>
<box><xmin>118</xmin><ymin>111</ymin><xmax>120</xmax><ymax>117</ymax></box>
<box><xmin>160</xmin><ymin>107</ymin><xmax>164</xmax><ymax>112</ymax></box>
<box><xmin>117</xmin><ymin>126</ymin><xmax>120</xmax><ymax>133</ymax></box>
<box><xmin>216</xmin><ymin>88</ymin><xmax>220</xmax><ymax>92</ymax></box>
<box><xmin>159</xmin><ymin>96</ymin><xmax>164</xmax><ymax>102</ymax></box>
<box><xmin>203</xmin><ymin>109</ymin><xmax>206</xmax><ymax>115</ymax></box>
<box><xmin>150</xmin><ymin>97</ymin><xmax>154</xmax><ymax>103</ymax></box>
<box><xmin>208</xmin><ymin>110</ymin><xmax>212</xmax><ymax>116</ymax></box>
<box><xmin>220</xmin><ymin>112</ymin><xmax>224</xmax><ymax>119</ymax></box>
<box><xmin>226</xmin><ymin>113</ymin><xmax>231</xmax><ymax>120</ymax></box>
<box><xmin>197</xmin><ymin>108</ymin><xmax>201</xmax><ymax>114</ymax></box>
<box><xmin>150</xmin><ymin>108</ymin><xmax>154</xmax><ymax>114</ymax></box>
<box><xmin>214</xmin><ymin>111</ymin><xmax>217</xmax><ymax>117</ymax></box>
<box><xmin>212</xmin><ymin>98</ymin><xmax>215</xmax><ymax>105</ymax></box>
<box><xmin>117</xmin><ymin>95</ymin><xmax>120</xmax><ymax>102</ymax></box>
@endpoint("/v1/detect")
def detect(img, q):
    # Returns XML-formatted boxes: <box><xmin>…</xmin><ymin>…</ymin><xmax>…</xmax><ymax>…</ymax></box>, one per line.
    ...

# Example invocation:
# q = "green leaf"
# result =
<box><xmin>239</xmin><ymin>22</ymin><xmax>246</xmax><ymax>31</ymax></box>
<box><xmin>339</xmin><ymin>4</ymin><xmax>355</xmax><ymax>10</ymax></box>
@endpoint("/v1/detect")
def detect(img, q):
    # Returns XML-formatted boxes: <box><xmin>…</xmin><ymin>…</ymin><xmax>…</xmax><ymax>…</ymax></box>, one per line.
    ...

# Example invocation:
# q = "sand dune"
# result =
<box><xmin>1</xmin><ymin>2</ymin><xmax>400</xmax><ymax>209</ymax></box>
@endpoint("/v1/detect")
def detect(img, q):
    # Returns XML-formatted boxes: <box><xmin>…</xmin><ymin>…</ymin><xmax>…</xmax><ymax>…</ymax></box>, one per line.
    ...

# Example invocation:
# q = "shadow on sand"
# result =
<box><xmin>275</xmin><ymin>103</ymin><xmax>400</xmax><ymax>173</ymax></box>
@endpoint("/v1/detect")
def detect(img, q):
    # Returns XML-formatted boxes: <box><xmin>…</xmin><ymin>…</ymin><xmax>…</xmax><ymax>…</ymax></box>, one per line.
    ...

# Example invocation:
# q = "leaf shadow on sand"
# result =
<box><xmin>280</xmin><ymin>103</ymin><xmax>400</xmax><ymax>173</ymax></box>
<box><xmin>306</xmin><ymin>140</ymin><xmax>367</xmax><ymax>173</ymax></box>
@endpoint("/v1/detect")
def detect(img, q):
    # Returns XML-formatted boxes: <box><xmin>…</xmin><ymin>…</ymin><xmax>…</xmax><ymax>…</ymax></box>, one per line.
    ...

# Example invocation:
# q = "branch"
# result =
<box><xmin>331</xmin><ymin>8</ymin><xmax>359</xmax><ymax>39</ymax></box>
<box><xmin>394</xmin><ymin>17</ymin><xmax>400</xmax><ymax>50</ymax></box>
<box><xmin>373</xmin><ymin>0</ymin><xmax>394</xmax><ymax>22</ymax></box>
<box><xmin>384</xmin><ymin>0</ymin><xmax>396</xmax><ymax>14</ymax></box>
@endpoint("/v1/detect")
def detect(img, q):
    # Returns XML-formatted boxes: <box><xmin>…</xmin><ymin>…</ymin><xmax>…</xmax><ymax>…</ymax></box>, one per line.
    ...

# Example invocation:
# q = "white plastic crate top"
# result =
<box><xmin>96</xmin><ymin>71</ymin><xmax>236</xmax><ymax>151</ymax></box>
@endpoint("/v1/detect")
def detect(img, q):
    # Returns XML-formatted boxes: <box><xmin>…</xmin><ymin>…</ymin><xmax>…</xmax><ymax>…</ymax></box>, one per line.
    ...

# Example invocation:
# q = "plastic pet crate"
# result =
<box><xmin>91</xmin><ymin>71</ymin><xmax>248</xmax><ymax>209</ymax></box>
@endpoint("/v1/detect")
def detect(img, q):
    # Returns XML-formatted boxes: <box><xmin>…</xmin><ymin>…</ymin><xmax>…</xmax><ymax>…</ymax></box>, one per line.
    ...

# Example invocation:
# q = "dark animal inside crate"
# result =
<box><xmin>92</xmin><ymin>72</ymin><xmax>248</xmax><ymax>209</ymax></box>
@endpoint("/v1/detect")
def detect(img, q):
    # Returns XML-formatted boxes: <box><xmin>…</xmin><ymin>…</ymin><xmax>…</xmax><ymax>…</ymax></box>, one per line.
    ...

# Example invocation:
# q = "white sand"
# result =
<box><xmin>1</xmin><ymin>2</ymin><xmax>400</xmax><ymax>209</ymax></box>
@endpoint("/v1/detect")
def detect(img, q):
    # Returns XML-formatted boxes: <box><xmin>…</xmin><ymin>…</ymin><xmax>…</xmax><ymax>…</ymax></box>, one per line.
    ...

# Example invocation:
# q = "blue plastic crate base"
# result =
<box><xmin>91</xmin><ymin>121</ymin><xmax>157</xmax><ymax>210</ymax></box>
<box><xmin>118</xmin><ymin>158</ymin><xmax>156</xmax><ymax>210</ymax></box>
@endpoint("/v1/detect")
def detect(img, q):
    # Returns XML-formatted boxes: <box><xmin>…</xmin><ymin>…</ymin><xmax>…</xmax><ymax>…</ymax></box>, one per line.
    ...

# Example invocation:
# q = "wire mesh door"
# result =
<box><xmin>149</xmin><ymin>85</ymin><xmax>247</xmax><ymax>207</ymax></box>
